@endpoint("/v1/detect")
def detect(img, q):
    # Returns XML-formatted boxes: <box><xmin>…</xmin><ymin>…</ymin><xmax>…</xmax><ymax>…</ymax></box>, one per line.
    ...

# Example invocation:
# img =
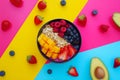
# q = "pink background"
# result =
<box><xmin>0</xmin><ymin>0</ymin><xmax>37</xmax><ymax>57</ymax></box>
<box><xmin>74</xmin><ymin>0</ymin><xmax>120</xmax><ymax>52</ymax></box>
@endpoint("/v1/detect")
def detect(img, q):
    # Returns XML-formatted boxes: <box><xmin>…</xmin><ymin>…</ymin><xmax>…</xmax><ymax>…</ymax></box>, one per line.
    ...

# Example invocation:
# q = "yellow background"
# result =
<box><xmin>0</xmin><ymin>0</ymin><xmax>88</xmax><ymax>80</ymax></box>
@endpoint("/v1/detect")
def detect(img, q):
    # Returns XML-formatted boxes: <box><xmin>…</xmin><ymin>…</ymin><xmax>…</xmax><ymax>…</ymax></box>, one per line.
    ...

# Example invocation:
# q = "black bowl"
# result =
<box><xmin>37</xmin><ymin>19</ymin><xmax>82</xmax><ymax>63</ymax></box>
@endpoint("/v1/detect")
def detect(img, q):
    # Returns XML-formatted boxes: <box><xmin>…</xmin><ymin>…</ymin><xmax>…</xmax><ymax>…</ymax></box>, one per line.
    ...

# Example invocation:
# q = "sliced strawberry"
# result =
<box><xmin>38</xmin><ymin>0</ymin><xmax>47</xmax><ymax>10</ymax></box>
<box><xmin>27</xmin><ymin>55</ymin><xmax>37</xmax><ymax>64</ymax></box>
<box><xmin>10</xmin><ymin>0</ymin><xmax>23</xmax><ymax>8</ymax></box>
<box><xmin>58</xmin><ymin>46</ymin><xmax>68</xmax><ymax>61</ymax></box>
<box><xmin>34</xmin><ymin>15</ymin><xmax>43</xmax><ymax>25</ymax></box>
<box><xmin>68</xmin><ymin>67</ymin><xmax>78</xmax><ymax>77</ymax></box>
<box><xmin>67</xmin><ymin>45</ymin><xmax>77</xmax><ymax>57</ymax></box>
<box><xmin>114</xmin><ymin>58</ymin><xmax>120</xmax><ymax>68</ymax></box>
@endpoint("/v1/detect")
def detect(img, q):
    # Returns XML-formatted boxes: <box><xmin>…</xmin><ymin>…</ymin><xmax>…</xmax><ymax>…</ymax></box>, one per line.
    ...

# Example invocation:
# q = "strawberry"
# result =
<box><xmin>68</xmin><ymin>67</ymin><xmax>78</xmax><ymax>77</ymax></box>
<box><xmin>60</xmin><ymin>26</ymin><xmax>67</xmax><ymax>33</ymax></box>
<box><xmin>58</xmin><ymin>46</ymin><xmax>68</xmax><ymax>61</ymax></box>
<box><xmin>67</xmin><ymin>45</ymin><xmax>77</xmax><ymax>57</ymax></box>
<box><xmin>27</xmin><ymin>55</ymin><xmax>37</xmax><ymax>64</ymax></box>
<box><xmin>78</xmin><ymin>14</ymin><xmax>87</xmax><ymax>26</ymax></box>
<box><xmin>34</xmin><ymin>15</ymin><xmax>43</xmax><ymax>25</ymax></box>
<box><xmin>38</xmin><ymin>0</ymin><xmax>47</xmax><ymax>10</ymax></box>
<box><xmin>10</xmin><ymin>0</ymin><xmax>23</xmax><ymax>8</ymax></box>
<box><xmin>1</xmin><ymin>20</ymin><xmax>11</xmax><ymax>32</ymax></box>
<box><xmin>114</xmin><ymin>58</ymin><xmax>120</xmax><ymax>68</ymax></box>
<box><xmin>99</xmin><ymin>24</ymin><xmax>109</xmax><ymax>32</ymax></box>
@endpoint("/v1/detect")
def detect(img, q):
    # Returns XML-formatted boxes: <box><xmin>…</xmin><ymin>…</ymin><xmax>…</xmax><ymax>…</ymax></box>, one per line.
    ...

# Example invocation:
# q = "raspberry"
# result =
<box><xmin>60</xmin><ymin>20</ymin><xmax>66</xmax><ymax>26</ymax></box>
<box><xmin>53</xmin><ymin>28</ymin><xmax>59</xmax><ymax>33</ymax></box>
<box><xmin>99</xmin><ymin>24</ymin><xmax>109</xmax><ymax>32</ymax></box>
<box><xmin>50</xmin><ymin>22</ymin><xmax>55</xmax><ymax>27</ymax></box>
<box><xmin>54</xmin><ymin>21</ymin><xmax>61</xmax><ymax>28</ymax></box>
<box><xmin>60</xmin><ymin>26</ymin><xmax>67</xmax><ymax>33</ymax></box>
<box><xmin>58</xmin><ymin>32</ymin><xmax>64</xmax><ymax>37</ymax></box>
<box><xmin>1</xmin><ymin>20</ymin><xmax>11</xmax><ymax>32</ymax></box>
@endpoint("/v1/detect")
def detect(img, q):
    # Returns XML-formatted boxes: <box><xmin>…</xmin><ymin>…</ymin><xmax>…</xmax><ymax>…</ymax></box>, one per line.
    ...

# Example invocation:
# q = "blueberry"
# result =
<box><xmin>92</xmin><ymin>10</ymin><xmax>98</xmax><ymax>15</ymax></box>
<box><xmin>47</xmin><ymin>69</ymin><xmax>52</xmax><ymax>74</ymax></box>
<box><xmin>67</xmin><ymin>28</ymin><xmax>71</xmax><ymax>32</ymax></box>
<box><xmin>72</xmin><ymin>39</ymin><xmax>80</xmax><ymax>45</ymax></box>
<box><xmin>9</xmin><ymin>50</ymin><xmax>15</xmax><ymax>56</ymax></box>
<box><xmin>60</xmin><ymin>0</ymin><xmax>66</xmax><ymax>6</ymax></box>
<box><xmin>73</xmin><ymin>30</ymin><xmax>77</xmax><ymax>34</ymax></box>
<box><xmin>74</xmin><ymin>45</ymin><xmax>80</xmax><ymax>50</ymax></box>
<box><xmin>70</xmin><ymin>26</ymin><xmax>74</xmax><ymax>30</ymax></box>
<box><xmin>0</xmin><ymin>71</ymin><xmax>5</xmax><ymax>76</ymax></box>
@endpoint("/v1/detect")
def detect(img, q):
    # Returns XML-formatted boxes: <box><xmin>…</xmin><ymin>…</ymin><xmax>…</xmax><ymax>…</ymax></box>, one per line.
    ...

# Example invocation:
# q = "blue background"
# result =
<box><xmin>36</xmin><ymin>41</ymin><xmax>120</xmax><ymax>80</ymax></box>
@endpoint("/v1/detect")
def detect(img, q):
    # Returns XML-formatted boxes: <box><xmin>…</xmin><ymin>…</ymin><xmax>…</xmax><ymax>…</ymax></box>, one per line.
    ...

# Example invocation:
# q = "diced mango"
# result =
<box><xmin>39</xmin><ymin>39</ymin><xmax>45</xmax><ymax>46</ymax></box>
<box><xmin>47</xmin><ymin>38</ymin><xmax>55</xmax><ymax>46</ymax></box>
<box><xmin>52</xmin><ymin>53</ymin><xmax>58</xmax><ymax>59</ymax></box>
<box><xmin>46</xmin><ymin>51</ymin><xmax>53</xmax><ymax>58</ymax></box>
<box><xmin>53</xmin><ymin>46</ymin><xmax>60</xmax><ymax>53</ymax></box>
<box><xmin>42</xmin><ymin>48</ymin><xmax>48</xmax><ymax>54</ymax></box>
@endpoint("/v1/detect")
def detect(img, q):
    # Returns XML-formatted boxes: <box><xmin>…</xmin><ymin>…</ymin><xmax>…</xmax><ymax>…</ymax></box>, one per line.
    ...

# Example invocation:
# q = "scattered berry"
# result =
<box><xmin>99</xmin><ymin>24</ymin><xmax>109</xmax><ymax>32</ymax></box>
<box><xmin>78</xmin><ymin>14</ymin><xmax>87</xmax><ymax>26</ymax></box>
<box><xmin>0</xmin><ymin>71</ymin><xmax>5</xmax><ymax>76</ymax></box>
<box><xmin>10</xmin><ymin>0</ymin><xmax>23</xmax><ymax>7</ymax></box>
<box><xmin>27</xmin><ymin>55</ymin><xmax>37</xmax><ymax>64</ymax></box>
<box><xmin>60</xmin><ymin>26</ymin><xmax>67</xmax><ymax>32</ymax></box>
<box><xmin>1</xmin><ymin>20</ymin><xmax>11</xmax><ymax>32</ymax></box>
<box><xmin>114</xmin><ymin>58</ymin><xmax>120</xmax><ymax>68</ymax></box>
<box><xmin>92</xmin><ymin>10</ymin><xmax>98</xmax><ymax>16</ymax></box>
<box><xmin>68</xmin><ymin>67</ymin><xmax>78</xmax><ymax>77</ymax></box>
<box><xmin>60</xmin><ymin>0</ymin><xmax>66</xmax><ymax>6</ymax></box>
<box><xmin>38</xmin><ymin>0</ymin><xmax>47</xmax><ymax>10</ymax></box>
<box><xmin>34</xmin><ymin>15</ymin><xmax>43</xmax><ymax>25</ymax></box>
<box><xmin>9</xmin><ymin>50</ymin><xmax>15</xmax><ymax>56</ymax></box>
<box><xmin>47</xmin><ymin>69</ymin><xmax>52</xmax><ymax>74</ymax></box>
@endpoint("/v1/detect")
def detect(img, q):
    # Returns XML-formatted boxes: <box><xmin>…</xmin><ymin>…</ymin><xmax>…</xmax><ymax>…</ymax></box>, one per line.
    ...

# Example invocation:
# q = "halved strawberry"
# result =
<box><xmin>27</xmin><ymin>55</ymin><xmax>37</xmax><ymax>64</ymax></box>
<box><xmin>67</xmin><ymin>45</ymin><xmax>77</xmax><ymax>57</ymax></box>
<box><xmin>68</xmin><ymin>67</ymin><xmax>78</xmax><ymax>77</ymax></box>
<box><xmin>58</xmin><ymin>46</ymin><xmax>68</xmax><ymax>61</ymax></box>
<box><xmin>34</xmin><ymin>15</ymin><xmax>43</xmax><ymax>25</ymax></box>
<box><xmin>10</xmin><ymin>0</ymin><xmax>23</xmax><ymax>8</ymax></box>
<box><xmin>114</xmin><ymin>58</ymin><xmax>120</xmax><ymax>68</ymax></box>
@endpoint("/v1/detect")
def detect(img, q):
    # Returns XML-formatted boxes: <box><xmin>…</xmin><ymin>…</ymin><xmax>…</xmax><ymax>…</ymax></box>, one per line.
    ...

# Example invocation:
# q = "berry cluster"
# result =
<box><xmin>50</xmin><ymin>20</ymin><xmax>69</xmax><ymax>37</ymax></box>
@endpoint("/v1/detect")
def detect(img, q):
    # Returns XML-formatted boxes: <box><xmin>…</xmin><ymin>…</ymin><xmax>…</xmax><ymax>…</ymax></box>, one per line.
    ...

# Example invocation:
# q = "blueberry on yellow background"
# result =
<box><xmin>0</xmin><ymin>0</ymin><xmax>88</xmax><ymax>80</ymax></box>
